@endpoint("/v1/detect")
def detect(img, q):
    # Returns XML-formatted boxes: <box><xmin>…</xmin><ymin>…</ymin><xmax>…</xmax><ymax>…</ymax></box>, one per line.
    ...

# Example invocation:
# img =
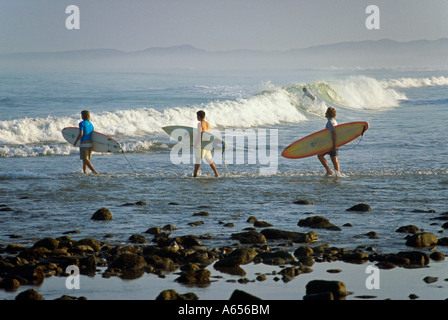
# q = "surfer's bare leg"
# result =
<box><xmin>83</xmin><ymin>160</ymin><xmax>98</xmax><ymax>174</ymax></box>
<box><xmin>330</xmin><ymin>155</ymin><xmax>340</xmax><ymax>173</ymax></box>
<box><xmin>208</xmin><ymin>161</ymin><xmax>219</xmax><ymax>177</ymax></box>
<box><xmin>317</xmin><ymin>153</ymin><xmax>333</xmax><ymax>176</ymax></box>
<box><xmin>193</xmin><ymin>163</ymin><xmax>201</xmax><ymax>177</ymax></box>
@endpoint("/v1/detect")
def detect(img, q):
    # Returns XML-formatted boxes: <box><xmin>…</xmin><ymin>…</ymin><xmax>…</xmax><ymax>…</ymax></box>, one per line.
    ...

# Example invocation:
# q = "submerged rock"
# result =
<box><xmin>297</xmin><ymin>216</ymin><xmax>341</xmax><ymax>231</ymax></box>
<box><xmin>91</xmin><ymin>208</ymin><xmax>113</xmax><ymax>220</ymax></box>
<box><xmin>346</xmin><ymin>204</ymin><xmax>372</xmax><ymax>212</ymax></box>
<box><xmin>396</xmin><ymin>225</ymin><xmax>420</xmax><ymax>234</ymax></box>
<box><xmin>405</xmin><ymin>232</ymin><xmax>438</xmax><ymax>248</ymax></box>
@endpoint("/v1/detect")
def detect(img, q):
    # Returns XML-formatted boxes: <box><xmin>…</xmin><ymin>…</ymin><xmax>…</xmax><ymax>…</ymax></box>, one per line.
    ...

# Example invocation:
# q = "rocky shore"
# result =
<box><xmin>1</xmin><ymin>204</ymin><xmax>448</xmax><ymax>300</ymax></box>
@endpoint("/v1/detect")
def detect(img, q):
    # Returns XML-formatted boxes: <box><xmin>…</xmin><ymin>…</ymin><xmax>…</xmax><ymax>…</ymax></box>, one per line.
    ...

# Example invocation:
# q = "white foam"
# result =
<box><xmin>314</xmin><ymin>76</ymin><xmax>407</xmax><ymax>110</ymax></box>
<box><xmin>1</xmin><ymin>87</ymin><xmax>309</xmax><ymax>148</ymax></box>
<box><xmin>381</xmin><ymin>76</ymin><xmax>448</xmax><ymax>88</ymax></box>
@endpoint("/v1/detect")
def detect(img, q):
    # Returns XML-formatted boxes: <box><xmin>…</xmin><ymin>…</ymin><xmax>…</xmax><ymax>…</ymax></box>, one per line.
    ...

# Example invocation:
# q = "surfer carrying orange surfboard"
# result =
<box><xmin>317</xmin><ymin>107</ymin><xmax>340</xmax><ymax>176</ymax></box>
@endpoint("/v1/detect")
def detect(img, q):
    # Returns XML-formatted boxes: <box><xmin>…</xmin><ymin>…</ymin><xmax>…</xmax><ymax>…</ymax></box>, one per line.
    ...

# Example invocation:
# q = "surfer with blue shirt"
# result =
<box><xmin>317</xmin><ymin>107</ymin><xmax>339</xmax><ymax>176</ymax></box>
<box><xmin>73</xmin><ymin>110</ymin><xmax>98</xmax><ymax>174</ymax></box>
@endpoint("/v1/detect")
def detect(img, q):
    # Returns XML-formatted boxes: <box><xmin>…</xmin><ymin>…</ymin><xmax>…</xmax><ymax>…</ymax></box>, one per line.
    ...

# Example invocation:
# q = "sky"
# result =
<box><xmin>1</xmin><ymin>0</ymin><xmax>448</xmax><ymax>54</ymax></box>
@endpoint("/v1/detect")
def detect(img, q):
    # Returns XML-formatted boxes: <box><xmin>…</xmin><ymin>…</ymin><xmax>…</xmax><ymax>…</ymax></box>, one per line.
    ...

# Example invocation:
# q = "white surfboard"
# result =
<box><xmin>162</xmin><ymin>125</ymin><xmax>226</xmax><ymax>151</ymax></box>
<box><xmin>62</xmin><ymin>127</ymin><xmax>122</xmax><ymax>153</ymax></box>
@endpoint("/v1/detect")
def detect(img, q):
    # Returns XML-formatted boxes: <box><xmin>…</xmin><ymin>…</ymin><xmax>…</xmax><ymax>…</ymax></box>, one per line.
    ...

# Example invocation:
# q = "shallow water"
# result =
<box><xmin>1</xmin><ymin>68</ymin><xmax>447</xmax><ymax>300</ymax></box>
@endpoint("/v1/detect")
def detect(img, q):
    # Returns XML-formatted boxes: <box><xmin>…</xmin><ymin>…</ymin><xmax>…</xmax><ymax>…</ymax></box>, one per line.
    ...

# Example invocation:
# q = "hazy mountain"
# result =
<box><xmin>1</xmin><ymin>39</ymin><xmax>447</xmax><ymax>71</ymax></box>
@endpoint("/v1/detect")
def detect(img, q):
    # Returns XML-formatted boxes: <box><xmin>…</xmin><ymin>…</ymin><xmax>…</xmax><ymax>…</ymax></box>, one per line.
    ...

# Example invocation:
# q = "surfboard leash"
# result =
<box><xmin>121</xmin><ymin>148</ymin><xmax>137</xmax><ymax>174</ymax></box>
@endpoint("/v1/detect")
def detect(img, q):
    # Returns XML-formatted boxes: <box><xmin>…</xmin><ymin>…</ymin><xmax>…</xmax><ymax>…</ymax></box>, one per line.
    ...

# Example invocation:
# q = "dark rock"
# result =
<box><xmin>32</xmin><ymin>238</ymin><xmax>59</xmax><ymax>250</ymax></box>
<box><xmin>254</xmin><ymin>220</ymin><xmax>273</xmax><ymax>227</ymax></box>
<box><xmin>405</xmin><ymin>232</ymin><xmax>438</xmax><ymax>248</ymax></box>
<box><xmin>54</xmin><ymin>295</ymin><xmax>87</xmax><ymax>300</ymax></box>
<box><xmin>79</xmin><ymin>255</ymin><xmax>96</xmax><ymax>276</ymax></box>
<box><xmin>293</xmin><ymin>200</ymin><xmax>313</xmax><ymax>205</ymax></box>
<box><xmin>346</xmin><ymin>204</ymin><xmax>372</xmax><ymax>212</ymax></box>
<box><xmin>175</xmin><ymin>235</ymin><xmax>201</xmax><ymax>247</ymax></box>
<box><xmin>129</xmin><ymin>234</ymin><xmax>147</xmax><ymax>244</ymax></box>
<box><xmin>193</xmin><ymin>211</ymin><xmax>209</xmax><ymax>216</ymax></box>
<box><xmin>15</xmin><ymin>289</ymin><xmax>44</xmax><ymax>300</ymax></box>
<box><xmin>260</xmin><ymin>228</ymin><xmax>317</xmax><ymax>243</ymax></box>
<box><xmin>423</xmin><ymin>276</ymin><xmax>438</xmax><ymax>284</ymax></box>
<box><xmin>121</xmin><ymin>201</ymin><xmax>146</xmax><ymax>206</ymax></box>
<box><xmin>229</xmin><ymin>289</ymin><xmax>261</xmax><ymax>300</ymax></box>
<box><xmin>76</xmin><ymin>238</ymin><xmax>101</xmax><ymax>252</ymax></box>
<box><xmin>5</xmin><ymin>244</ymin><xmax>25</xmax><ymax>253</ymax></box>
<box><xmin>155</xmin><ymin>289</ymin><xmax>198</xmax><ymax>300</ymax></box>
<box><xmin>145</xmin><ymin>227</ymin><xmax>162</xmax><ymax>234</ymax></box>
<box><xmin>396</xmin><ymin>225</ymin><xmax>420</xmax><ymax>234</ymax></box>
<box><xmin>305</xmin><ymin>280</ymin><xmax>347</xmax><ymax>300</ymax></box>
<box><xmin>145</xmin><ymin>255</ymin><xmax>179</xmax><ymax>271</ymax></box>
<box><xmin>430</xmin><ymin>252</ymin><xmax>445</xmax><ymax>261</ymax></box>
<box><xmin>303</xmin><ymin>292</ymin><xmax>334</xmax><ymax>300</ymax></box>
<box><xmin>63</xmin><ymin>230</ymin><xmax>81</xmax><ymax>235</ymax></box>
<box><xmin>188</xmin><ymin>221</ymin><xmax>204</xmax><ymax>227</ymax></box>
<box><xmin>214</xmin><ymin>248</ymin><xmax>258</xmax><ymax>268</ymax></box>
<box><xmin>91</xmin><ymin>207</ymin><xmax>113</xmax><ymax>220</ymax></box>
<box><xmin>231</xmin><ymin>231</ymin><xmax>266</xmax><ymax>244</ymax></box>
<box><xmin>0</xmin><ymin>278</ymin><xmax>21</xmax><ymax>291</ymax></box>
<box><xmin>255</xmin><ymin>250</ymin><xmax>295</xmax><ymax>265</ymax></box>
<box><xmin>297</xmin><ymin>216</ymin><xmax>341</xmax><ymax>231</ymax></box>
<box><xmin>438</xmin><ymin>237</ymin><xmax>448</xmax><ymax>246</ymax></box>
<box><xmin>246</xmin><ymin>216</ymin><xmax>258</xmax><ymax>223</ymax></box>
<box><xmin>397</xmin><ymin>251</ymin><xmax>430</xmax><ymax>266</ymax></box>
<box><xmin>341</xmin><ymin>252</ymin><xmax>369</xmax><ymax>264</ymax></box>
<box><xmin>294</xmin><ymin>246</ymin><xmax>314</xmax><ymax>258</ymax></box>
<box><xmin>295</xmin><ymin>231</ymin><xmax>318</xmax><ymax>243</ymax></box>
<box><xmin>7</xmin><ymin>265</ymin><xmax>45</xmax><ymax>285</ymax></box>
<box><xmin>175</xmin><ymin>268</ymin><xmax>211</xmax><ymax>286</ymax></box>
<box><xmin>0</xmin><ymin>258</ymin><xmax>15</xmax><ymax>273</ymax></box>
<box><xmin>109</xmin><ymin>252</ymin><xmax>147</xmax><ymax>270</ymax></box>
<box><xmin>162</xmin><ymin>224</ymin><xmax>177</xmax><ymax>231</ymax></box>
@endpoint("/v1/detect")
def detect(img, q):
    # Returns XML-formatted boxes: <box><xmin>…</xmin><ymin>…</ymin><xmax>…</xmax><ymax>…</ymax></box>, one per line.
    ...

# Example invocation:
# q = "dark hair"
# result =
<box><xmin>81</xmin><ymin>110</ymin><xmax>90</xmax><ymax>121</ymax></box>
<box><xmin>325</xmin><ymin>107</ymin><xmax>336</xmax><ymax>118</ymax></box>
<box><xmin>197</xmin><ymin>110</ymin><xmax>206</xmax><ymax>120</ymax></box>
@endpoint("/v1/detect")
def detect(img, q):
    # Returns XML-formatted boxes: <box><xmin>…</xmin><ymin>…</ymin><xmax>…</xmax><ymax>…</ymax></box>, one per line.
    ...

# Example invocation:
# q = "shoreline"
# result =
<box><xmin>1</xmin><ymin>206</ymin><xmax>447</xmax><ymax>301</ymax></box>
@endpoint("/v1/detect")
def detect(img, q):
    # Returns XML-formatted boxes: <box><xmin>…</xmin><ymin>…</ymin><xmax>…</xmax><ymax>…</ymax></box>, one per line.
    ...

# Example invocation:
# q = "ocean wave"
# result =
<box><xmin>307</xmin><ymin>76</ymin><xmax>407</xmax><ymax>110</ymax></box>
<box><xmin>0</xmin><ymin>170</ymin><xmax>50</xmax><ymax>180</ymax></box>
<box><xmin>0</xmin><ymin>75</ymin><xmax>414</xmax><ymax>155</ymax></box>
<box><xmin>381</xmin><ymin>76</ymin><xmax>448</xmax><ymax>88</ymax></box>
<box><xmin>1</xmin><ymin>86</ymin><xmax>310</xmax><ymax>147</ymax></box>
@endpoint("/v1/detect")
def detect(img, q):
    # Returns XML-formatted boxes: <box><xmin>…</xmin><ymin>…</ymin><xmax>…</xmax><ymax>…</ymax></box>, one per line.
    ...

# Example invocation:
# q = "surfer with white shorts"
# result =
<box><xmin>317</xmin><ymin>107</ymin><xmax>340</xmax><ymax>176</ymax></box>
<box><xmin>193</xmin><ymin>110</ymin><xmax>219</xmax><ymax>177</ymax></box>
<box><xmin>73</xmin><ymin>110</ymin><xmax>98</xmax><ymax>174</ymax></box>
<box><xmin>303</xmin><ymin>87</ymin><xmax>317</xmax><ymax>102</ymax></box>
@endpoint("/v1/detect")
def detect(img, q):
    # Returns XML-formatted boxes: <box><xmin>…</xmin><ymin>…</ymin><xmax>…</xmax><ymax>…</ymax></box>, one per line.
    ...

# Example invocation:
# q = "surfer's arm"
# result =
<box><xmin>194</xmin><ymin>123</ymin><xmax>201</xmax><ymax>149</ymax></box>
<box><xmin>73</xmin><ymin>130</ymin><xmax>83</xmax><ymax>147</ymax></box>
<box><xmin>331</xmin><ymin>130</ymin><xmax>337</xmax><ymax>150</ymax></box>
